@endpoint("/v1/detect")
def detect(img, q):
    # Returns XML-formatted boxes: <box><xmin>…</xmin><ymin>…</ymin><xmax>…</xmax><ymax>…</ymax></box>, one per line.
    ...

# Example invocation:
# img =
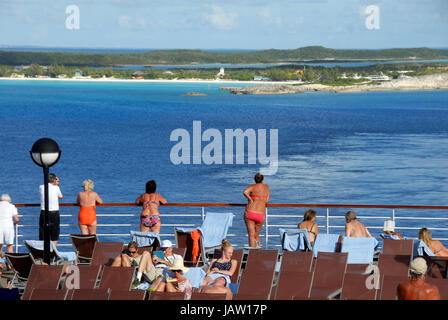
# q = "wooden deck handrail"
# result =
<box><xmin>13</xmin><ymin>203</ymin><xmax>448</xmax><ymax>210</ymax></box>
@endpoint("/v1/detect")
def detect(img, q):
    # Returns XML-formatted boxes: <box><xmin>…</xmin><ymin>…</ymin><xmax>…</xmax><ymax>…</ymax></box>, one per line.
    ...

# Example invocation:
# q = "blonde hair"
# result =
<box><xmin>83</xmin><ymin>179</ymin><xmax>94</xmax><ymax>191</ymax></box>
<box><xmin>221</xmin><ymin>238</ymin><xmax>233</xmax><ymax>251</ymax></box>
<box><xmin>418</xmin><ymin>228</ymin><xmax>432</xmax><ymax>247</ymax></box>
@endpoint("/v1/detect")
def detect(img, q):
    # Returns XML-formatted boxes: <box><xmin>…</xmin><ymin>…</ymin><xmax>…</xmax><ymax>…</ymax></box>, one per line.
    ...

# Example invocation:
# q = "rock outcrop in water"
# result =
<box><xmin>220</xmin><ymin>73</ymin><xmax>448</xmax><ymax>95</ymax></box>
<box><xmin>183</xmin><ymin>92</ymin><xmax>207</xmax><ymax>96</ymax></box>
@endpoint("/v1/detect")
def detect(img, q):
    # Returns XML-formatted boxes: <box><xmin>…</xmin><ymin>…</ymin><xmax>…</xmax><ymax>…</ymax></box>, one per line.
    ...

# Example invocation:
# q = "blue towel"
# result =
<box><xmin>130</xmin><ymin>231</ymin><xmax>161</xmax><ymax>247</ymax></box>
<box><xmin>228</xmin><ymin>283</ymin><xmax>239</xmax><ymax>294</ymax></box>
<box><xmin>175</xmin><ymin>227</ymin><xmax>196</xmax><ymax>234</ymax></box>
<box><xmin>341</xmin><ymin>237</ymin><xmax>379</xmax><ymax>264</ymax></box>
<box><xmin>199</xmin><ymin>212</ymin><xmax>233</xmax><ymax>248</ymax></box>
<box><xmin>380</xmin><ymin>233</ymin><xmax>402</xmax><ymax>240</ymax></box>
<box><xmin>279</xmin><ymin>228</ymin><xmax>311</xmax><ymax>252</ymax></box>
<box><xmin>184</xmin><ymin>267</ymin><xmax>206</xmax><ymax>288</ymax></box>
<box><xmin>24</xmin><ymin>240</ymin><xmax>77</xmax><ymax>262</ymax></box>
<box><xmin>312</xmin><ymin>234</ymin><xmax>341</xmax><ymax>258</ymax></box>
<box><xmin>413</xmin><ymin>240</ymin><xmax>434</xmax><ymax>257</ymax></box>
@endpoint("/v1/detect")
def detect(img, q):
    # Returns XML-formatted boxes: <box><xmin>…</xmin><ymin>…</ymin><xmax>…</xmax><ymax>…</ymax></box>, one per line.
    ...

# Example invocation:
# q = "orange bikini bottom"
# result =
<box><xmin>78</xmin><ymin>206</ymin><xmax>97</xmax><ymax>226</ymax></box>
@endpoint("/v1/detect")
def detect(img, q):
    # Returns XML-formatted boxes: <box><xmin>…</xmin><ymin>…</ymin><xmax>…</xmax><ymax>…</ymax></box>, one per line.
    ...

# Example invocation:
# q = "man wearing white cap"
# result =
<box><xmin>0</xmin><ymin>194</ymin><xmax>20</xmax><ymax>256</ymax></box>
<box><xmin>383</xmin><ymin>220</ymin><xmax>403</xmax><ymax>239</ymax></box>
<box><xmin>397</xmin><ymin>257</ymin><xmax>440</xmax><ymax>300</ymax></box>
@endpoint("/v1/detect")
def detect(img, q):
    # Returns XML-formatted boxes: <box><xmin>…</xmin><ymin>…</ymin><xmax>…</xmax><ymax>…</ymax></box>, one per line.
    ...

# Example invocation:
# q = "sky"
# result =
<box><xmin>0</xmin><ymin>0</ymin><xmax>447</xmax><ymax>50</ymax></box>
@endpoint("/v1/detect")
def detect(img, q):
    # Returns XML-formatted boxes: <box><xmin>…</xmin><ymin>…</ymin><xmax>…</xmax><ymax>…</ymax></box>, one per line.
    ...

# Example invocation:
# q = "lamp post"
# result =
<box><xmin>30</xmin><ymin>138</ymin><xmax>61</xmax><ymax>264</ymax></box>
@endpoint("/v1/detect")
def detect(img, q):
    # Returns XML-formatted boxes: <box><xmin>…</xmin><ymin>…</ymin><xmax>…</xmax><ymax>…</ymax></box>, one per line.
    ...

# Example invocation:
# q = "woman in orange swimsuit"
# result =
<box><xmin>135</xmin><ymin>180</ymin><xmax>167</xmax><ymax>233</ymax></box>
<box><xmin>76</xmin><ymin>179</ymin><xmax>103</xmax><ymax>235</ymax></box>
<box><xmin>243</xmin><ymin>173</ymin><xmax>270</xmax><ymax>248</ymax></box>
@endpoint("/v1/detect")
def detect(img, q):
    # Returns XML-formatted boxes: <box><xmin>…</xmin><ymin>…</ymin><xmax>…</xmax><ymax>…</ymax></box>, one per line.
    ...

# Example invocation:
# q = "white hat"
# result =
<box><xmin>168</xmin><ymin>258</ymin><xmax>189</xmax><ymax>273</ymax></box>
<box><xmin>384</xmin><ymin>220</ymin><xmax>395</xmax><ymax>232</ymax></box>
<box><xmin>160</xmin><ymin>240</ymin><xmax>173</xmax><ymax>250</ymax></box>
<box><xmin>409</xmin><ymin>257</ymin><xmax>427</xmax><ymax>276</ymax></box>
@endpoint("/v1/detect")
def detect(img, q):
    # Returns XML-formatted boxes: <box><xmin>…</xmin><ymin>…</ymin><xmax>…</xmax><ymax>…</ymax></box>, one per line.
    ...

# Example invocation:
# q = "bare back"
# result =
<box><xmin>429</xmin><ymin>240</ymin><xmax>448</xmax><ymax>257</ymax></box>
<box><xmin>243</xmin><ymin>183</ymin><xmax>270</xmax><ymax>214</ymax></box>
<box><xmin>298</xmin><ymin>220</ymin><xmax>318</xmax><ymax>243</ymax></box>
<box><xmin>136</xmin><ymin>192</ymin><xmax>167</xmax><ymax>216</ymax></box>
<box><xmin>77</xmin><ymin>191</ymin><xmax>102</xmax><ymax>207</ymax></box>
<box><xmin>398</xmin><ymin>278</ymin><xmax>440</xmax><ymax>300</ymax></box>
<box><xmin>345</xmin><ymin>220</ymin><xmax>371</xmax><ymax>238</ymax></box>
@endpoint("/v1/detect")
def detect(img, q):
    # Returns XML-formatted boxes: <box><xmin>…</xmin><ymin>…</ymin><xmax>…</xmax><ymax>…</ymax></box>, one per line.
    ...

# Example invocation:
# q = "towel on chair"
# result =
<box><xmin>279</xmin><ymin>228</ymin><xmax>311</xmax><ymax>251</ymax></box>
<box><xmin>184</xmin><ymin>267</ymin><xmax>206</xmax><ymax>289</ymax></box>
<box><xmin>312</xmin><ymin>234</ymin><xmax>341</xmax><ymax>258</ymax></box>
<box><xmin>191</xmin><ymin>230</ymin><xmax>201</xmax><ymax>265</ymax></box>
<box><xmin>413</xmin><ymin>239</ymin><xmax>434</xmax><ymax>257</ymax></box>
<box><xmin>130</xmin><ymin>231</ymin><xmax>161</xmax><ymax>247</ymax></box>
<box><xmin>198</xmin><ymin>212</ymin><xmax>233</xmax><ymax>248</ymax></box>
<box><xmin>341</xmin><ymin>237</ymin><xmax>379</xmax><ymax>264</ymax></box>
<box><xmin>24</xmin><ymin>240</ymin><xmax>77</xmax><ymax>262</ymax></box>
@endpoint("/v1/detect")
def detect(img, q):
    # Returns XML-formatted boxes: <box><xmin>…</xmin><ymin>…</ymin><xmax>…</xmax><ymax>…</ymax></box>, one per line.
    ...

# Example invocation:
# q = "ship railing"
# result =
<box><xmin>11</xmin><ymin>203</ymin><xmax>448</xmax><ymax>253</ymax></box>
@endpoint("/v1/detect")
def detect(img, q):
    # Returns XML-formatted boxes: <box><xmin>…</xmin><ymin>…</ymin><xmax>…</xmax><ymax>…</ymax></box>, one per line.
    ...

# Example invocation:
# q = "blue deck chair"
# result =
<box><xmin>340</xmin><ymin>237</ymin><xmax>379</xmax><ymax>264</ymax></box>
<box><xmin>279</xmin><ymin>228</ymin><xmax>312</xmax><ymax>252</ymax></box>
<box><xmin>130</xmin><ymin>231</ymin><xmax>161</xmax><ymax>248</ymax></box>
<box><xmin>24</xmin><ymin>240</ymin><xmax>77</xmax><ymax>264</ymax></box>
<box><xmin>312</xmin><ymin>234</ymin><xmax>341</xmax><ymax>258</ymax></box>
<box><xmin>175</xmin><ymin>212</ymin><xmax>233</xmax><ymax>265</ymax></box>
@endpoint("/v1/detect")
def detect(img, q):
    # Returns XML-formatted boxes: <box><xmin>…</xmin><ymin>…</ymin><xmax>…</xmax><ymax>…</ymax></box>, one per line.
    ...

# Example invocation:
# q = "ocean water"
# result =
<box><xmin>0</xmin><ymin>80</ymin><xmax>448</xmax><ymax>249</ymax></box>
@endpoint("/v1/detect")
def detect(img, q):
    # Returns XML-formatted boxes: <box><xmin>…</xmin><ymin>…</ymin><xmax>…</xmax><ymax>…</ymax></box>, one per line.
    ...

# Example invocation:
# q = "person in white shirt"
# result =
<box><xmin>0</xmin><ymin>194</ymin><xmax>20</xmax><ymax>256</ymax></box>
<box><xmin>39</xmin><ymin>173</ymin><xmax>63</xmax><ymax>247</ymax></box>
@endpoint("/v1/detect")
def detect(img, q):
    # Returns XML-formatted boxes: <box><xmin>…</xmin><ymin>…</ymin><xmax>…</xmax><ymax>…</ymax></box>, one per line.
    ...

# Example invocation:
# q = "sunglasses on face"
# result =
<box><xmin>128</xmin><ymin>250</ymin><xmax>137</xmax><ymax>255</ymax></box>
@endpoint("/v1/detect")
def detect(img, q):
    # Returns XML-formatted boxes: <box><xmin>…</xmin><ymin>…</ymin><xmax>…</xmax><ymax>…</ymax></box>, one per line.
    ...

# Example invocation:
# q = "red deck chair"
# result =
<box><xmin>190</xmin><ymin>292</ymin><xmax>227</xmax><ymax>300</ymax></box>
<box><xmin>340</xmin><ymin>273</ymin><xmax>378</xmax><ymax>300</ymax></box>
<box><xmin>109</xmin><ymin>289</ymin><xmax>146</xmax><ymax>300</ymax></box>
<box><xmin>309</xmin><ymin>252</ymin><xmax>348</xmax><ymax>300</ymax></box>
<box><xmin>61</xmin><ymin>265</ymin><xmax>102</xmax><ymax>290</ymax></box>
<box><xmin>275</xmin><ymin>271</ymin><xmax>314</xmax><ymax>300</ymax></box>
<box><xmin>233</xmin><ymin>249</ymin><xmax>278</xmax><ymax>300</ymax></box>
<box><xmin>98</xmin><ymin>266</ymin><xmax>135</xmax><ymax>291</ymax></box>
<box><xmin>378</xmin><ymin>275</ymin><xmax>409</xmax><ymax>300</ymax></box>
<box><xmin>382</xmin><ymin>239</ymin><xmax>414</xmax><ymax>256</ymax></box>
<box><xmin>378</xmin><ymin>254</ymin><xmax>411</xmax><ymax>277</ymax></box>
<box><xmin>70</xmin><ymin>234</ymin><xmax>98</xmax><ymax>264</ymax></box>
<box><xmin>90</xmin><ymin>242</ymin><xmax>124</xmax><ymax>266</ymax></box>
<box><xmin>279</xmin><ymin>251</ymin><xmax>313</xmax><ymax>273</ymax></box>
<box><xmin>29</xmin><ymin>288</ymin><xmax>68</xmax><ymax>300</ymax></box>
<box><xmin>68</xmin><ymin>288</ymin><xmax>110</xmax><ymax>300</ymax></box>
<box><xmin>5</xmin><ymin>253</ymin><xmax>33</xmax><ymax>288</ymax></box>
<box><xmin>21</xmin><ymin>265</ymin><xmax>64</xmax><ymax>300</ymax></box>
<box><xmin>149</xmin><ymin>291</ymin><xmax>185</xmax><ymax>300</ymax></box>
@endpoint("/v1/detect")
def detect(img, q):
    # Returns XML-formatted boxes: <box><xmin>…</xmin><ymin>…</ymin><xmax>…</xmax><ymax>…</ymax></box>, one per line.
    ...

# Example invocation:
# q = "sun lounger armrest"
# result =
<box><xmin>327</xmin><ymin>288</ymin><xmax>343</xmax><ymax>300</ymax></box>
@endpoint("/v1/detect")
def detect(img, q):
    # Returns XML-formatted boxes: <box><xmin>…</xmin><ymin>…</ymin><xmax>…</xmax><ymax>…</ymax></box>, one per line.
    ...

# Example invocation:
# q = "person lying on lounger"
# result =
<box><xmin>198</xmin><ymin>276</ymin><xmax>232</xmax><ymax>300</ymax></box>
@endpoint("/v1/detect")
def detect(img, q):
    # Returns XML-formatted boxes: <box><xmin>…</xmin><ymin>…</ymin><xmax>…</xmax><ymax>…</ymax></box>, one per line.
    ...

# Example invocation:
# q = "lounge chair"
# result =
<box><xmin>109</xmin><ymin>289</ymin><xmax>146</xmax><ymax>300</ymax></box>
<box><xmin>90</xmin><ymin>242</ymin><xmax>124</xmax><ymax>266</ymax></box>
<box><xmin>340</xmin><ymin>273</ymin><xmax>378</xmax><ymax>300</ymax></box>
<box><xmin>130</xmin><ymin>231</ymin><xmax>161</xmax><ymax>249</ymax></box>
<box><xmin>274</xmin><ymin>271</ymin><xmax>313</xmax><ymax>300</ymax></box>
<box><xmin>98</xmin><ymin>266</ymin><xmax>135</xmax><ymax>291</ymax></box>
<box><xmin>309</xmin><ymin>252</ymin><xmax>348</xmax><ymax>299</ymax></box>
<box><xmin>68</xmin><ymin>288</ymin><xmax>110</xmax><ymax>300</ymax></box>
<box><xmin>413</xmin><ymin>239</ymin><xmax>434</xmax><ymax>257</ymax></box>
<box><xmin>24</xmin><ymin>240</ymin><xmax>77</xmax><ymax>264</ymax></box>
<box><xmin>21</xmin><ymin>264</ymin><xmax>64</xmax><ymax>300</ymax></box>
<box><xmin>29</xmin><ymin>288</ymin><xmax>68</xmax><ymax>300</ymax></box>
<box><xmin>61</xmin><ymin>265</ymin><xmax>102</xmax><ymax>290</ymax></box>
<box><xmin>377</xmin><ymin>254</ymin><xmax>411</xmax><ymax>277</ymax></box>
<box><xmin>232</xmin><ymin>293</ymin><xmax>268</xmax><ymax>300</ymax></box>
<box><xmin>233</xmin><ymin>249</ymin><xmax>278</xmax><ymax>300</ymax></box>
<box><xmin>312</xmin><ymin>234</ymin><xmax>341</xmax><ymax>258</ymax></box>
<box><xmin>175</xmin><ymin>212</ymin><xmax>233</xmax><ymax>266</ymax></box>
<box><xmin>378</xmin><ymin>275</ymin><xmax>409</xmax><ymax>300</ymax></box>
<box><xmin>69</xmin><ymin>234</ymin><xmax>98</xmax><ymax>264</ymax></box>
<box><xmin>278</xmin><ymin>251</ymin><xmax>313</xmax><ymax>273</ymax></box>
<box><xmin>340</xmin><ymin>237</ymin><xmax>378</xmax><ymax>264</ymax></box>
<box><xmin>148</xmin><ymin>291</ymin><xmax>185</xmax><ymax>300</ymax></box>
<box><xmin>4</xmin><ymin>253</ymin><xmax>33</xmax><ymax>288</ymax></box>
<box><xmin>382</xmin><ymin>239</ymin><xmax>414</xmax><ymax>256</ymax></box>
<box><xmin>279</xmin><ymin>228</ymin><xmax>313</xmax><ymax>252</ymax></box>
<box><xmin>190</xmin><ymin>292</ymin><xmax>227</xmax><ymax>300</ymax></box>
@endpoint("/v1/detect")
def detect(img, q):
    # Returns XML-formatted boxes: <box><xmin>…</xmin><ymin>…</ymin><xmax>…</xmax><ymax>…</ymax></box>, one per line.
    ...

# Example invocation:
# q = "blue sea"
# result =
<box><xmin>0</xmin><ymin>80</ymin><xmax>448</xmax><ymax>250</ymax></box>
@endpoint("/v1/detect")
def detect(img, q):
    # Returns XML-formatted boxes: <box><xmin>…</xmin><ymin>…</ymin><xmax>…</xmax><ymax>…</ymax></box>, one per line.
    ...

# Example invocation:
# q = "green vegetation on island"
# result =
<box><xmin>1</xmin><ymin>46</ymin><xmax>448</xmax><ymax>67</ymax></box>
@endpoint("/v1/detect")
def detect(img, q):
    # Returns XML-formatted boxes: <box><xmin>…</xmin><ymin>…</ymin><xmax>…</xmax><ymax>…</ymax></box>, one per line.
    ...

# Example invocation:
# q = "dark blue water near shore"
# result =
<box><xmin>1</xmin><ymin>80</ymin><xmax>448</xmax><ymax>249</ymax></box>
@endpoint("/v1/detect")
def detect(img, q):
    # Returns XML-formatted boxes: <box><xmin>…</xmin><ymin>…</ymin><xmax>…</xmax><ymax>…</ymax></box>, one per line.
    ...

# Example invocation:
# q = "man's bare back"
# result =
<box><xmin>346</xmin><ymin>220</ymin><xmax>372</xmax><ymax>238</ymax></box>
<box><xmin>397</xmin><ymin>278</ymin><xmax>440</xmax><ymax>300</ymax></box>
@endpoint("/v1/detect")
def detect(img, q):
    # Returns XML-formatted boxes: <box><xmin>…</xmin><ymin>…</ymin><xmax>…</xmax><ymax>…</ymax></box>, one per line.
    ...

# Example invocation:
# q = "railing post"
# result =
<box><xmin>202</xmin><ymin>206</ymin><xmax>205</xmax><ymax>222</ymax></box>
<box><xmin>326</xmin><ymin>208</ymin><xmax>330</xmax><ymax>234</ymax></box>
<box><xmin>392</xmin><ymin>208</ymin><xmax>395</xmax><ymax>222</ymax></box>
<box><xmin>265</xmin><ymin>207</ymin><xmax>269</xmax><ymax>248</ymax></box>
<box><xmin>15</xmin><ymin>223</ymin><xmax>19</xmax><ymax>253</ymax></box>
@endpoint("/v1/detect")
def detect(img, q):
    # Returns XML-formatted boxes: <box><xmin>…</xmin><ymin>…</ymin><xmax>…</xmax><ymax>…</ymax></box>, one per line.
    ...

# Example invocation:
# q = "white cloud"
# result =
<box><xmin>204</xmin><ymin>5</ymin><xmax>238</xmax><ymax>30</ymax></box>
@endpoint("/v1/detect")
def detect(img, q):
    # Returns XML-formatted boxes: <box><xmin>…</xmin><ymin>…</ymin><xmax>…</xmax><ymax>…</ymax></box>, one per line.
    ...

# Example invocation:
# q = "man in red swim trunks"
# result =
<box><xmin>397</xmin><ymin>257</ymin><xmax>440</xmax><ymax>300</ymax></box>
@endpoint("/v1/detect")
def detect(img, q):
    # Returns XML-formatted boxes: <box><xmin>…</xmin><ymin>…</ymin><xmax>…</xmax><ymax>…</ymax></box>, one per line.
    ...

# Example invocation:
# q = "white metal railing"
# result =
<box><xmin>10</xmin><ymin>203</ymin><xmax>448</xmax><ymax>253</ymax></box>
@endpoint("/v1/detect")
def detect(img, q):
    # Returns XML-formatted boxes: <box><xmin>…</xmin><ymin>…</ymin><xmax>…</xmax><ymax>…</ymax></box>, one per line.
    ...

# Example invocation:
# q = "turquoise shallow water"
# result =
<box><xmin>0</xmin><ymin>80</ymin><xmax>447</xmax><ymax>249</ymax></box>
